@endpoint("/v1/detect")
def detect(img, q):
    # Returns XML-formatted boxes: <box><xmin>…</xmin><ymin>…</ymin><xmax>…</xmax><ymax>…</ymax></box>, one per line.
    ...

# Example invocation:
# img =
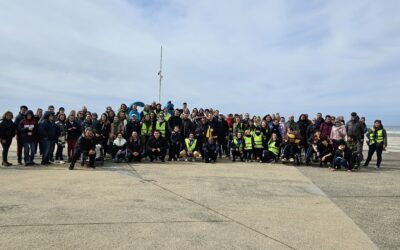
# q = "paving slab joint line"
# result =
<box><xmin>0</xmin><ymin>220</ymin><xmax>231</xmax><ymax>228</ymax></box>
<box><xmin>126</xmin><ymin>164</ymin><xmax>297</xmax><ymax>250</ymax></box>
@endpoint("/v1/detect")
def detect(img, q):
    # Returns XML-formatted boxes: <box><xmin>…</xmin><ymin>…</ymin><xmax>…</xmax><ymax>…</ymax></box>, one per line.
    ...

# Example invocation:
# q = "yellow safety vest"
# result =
<box><xmin>185</xmin><ymin>139</ymin><xmax>197</xmax><ymax>152</ymax></box>
<box><xmin>253</xmin><ymin>134</ymin><xmax>263</xmax><ymax>149</ymax></box>
<box><xmin>141</xmin><ymin>122</ymin><xmax>152</xmax><ymax>136</ymax></box>
<box><xmin>244</xmin><ymin>136</ymin><xmax>253</xmax><ymax>150</ymax></box>
<box><xmin>233</xmin><ymin>139</ymin><xmax>243</xmax><ymax>151</ymax></box>
<box><xmin>156</xmin><ymin>122</ymin><xmax>166</xmax><ymax>136</ymax></box>
<box><xmin>268</xmin><ymin>141</ymin><xmax>279</xmax><ymax>156</ymax></box>
<box><xmin>369</xmin><ymin>128</ymin><xmax>384</xmax><ymax>144</ymax></box>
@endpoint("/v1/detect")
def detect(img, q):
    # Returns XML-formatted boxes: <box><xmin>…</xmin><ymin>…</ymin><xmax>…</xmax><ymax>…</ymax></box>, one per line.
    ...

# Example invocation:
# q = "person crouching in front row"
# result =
<box><xmin>204</xmin><ymin>137</ymin><xmax>218</xmax><ymax>163</ymax></box>
<box><xmin>262</xmin><ymin>133</ymin><xmax>280</xmax><ymax>163</ymax></box>
<box><xmin>180</xmin><ymin>132</ymin><xmax>201</xmax><ymax>162</ymax></box>
<box><xmin>332</xmin><ymin>139</ymin><xmax>352</xmax><ymax>171</ymax></box>
<box><xmin>127</xmin><ymin>131</ymin><xmax>142</xmax><ymax>162</ymax></box>
<box><xmin>112</xmin><ymin>132</ymin><xmax>127</xmax><ymax>163</ymax></box>
<box><xmin>69</xmin><ymin>128</ymin><xmax>96</xmax><ymax>170</ymax></box>
<box><xmin>231</xmin><ymin>132</ymin><xmax>244</xmax><ymax>162</ymax></box>
<box><xmin>146</xmin><ymin>130</ymin><xmax>167</xmax><ymax>162</ymax></box>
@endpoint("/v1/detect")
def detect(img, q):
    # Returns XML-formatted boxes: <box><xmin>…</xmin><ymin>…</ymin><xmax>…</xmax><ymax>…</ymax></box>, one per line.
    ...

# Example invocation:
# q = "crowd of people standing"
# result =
<box><xmin>0</xmin><ymin>101</ymin><xmax>388</xmax><ymax>171</ymax></box>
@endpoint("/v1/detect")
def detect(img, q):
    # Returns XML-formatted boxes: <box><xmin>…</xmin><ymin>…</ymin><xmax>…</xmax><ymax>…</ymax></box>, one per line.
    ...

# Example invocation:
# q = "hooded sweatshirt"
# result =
<box><xmin>19</xmin><ymin>110</ymin><xmax>38</xmax><ymax>143</ymax></box>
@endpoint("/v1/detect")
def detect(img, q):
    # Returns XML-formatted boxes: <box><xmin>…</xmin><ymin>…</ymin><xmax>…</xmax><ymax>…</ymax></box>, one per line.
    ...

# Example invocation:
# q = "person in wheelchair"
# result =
<box><xmin>69</xmin><ymin>128</ymin><xmax>96</xmax><ymax>170</ymax></box>
<box><xmin>281</xmin><ymin>128</ymin><xmax>301</xmax><ymax>163</ymax></box>
<box><xmin>112</xmin><ymin>131</ymin><xmax>127</xmax><ymax>163</ymax></box>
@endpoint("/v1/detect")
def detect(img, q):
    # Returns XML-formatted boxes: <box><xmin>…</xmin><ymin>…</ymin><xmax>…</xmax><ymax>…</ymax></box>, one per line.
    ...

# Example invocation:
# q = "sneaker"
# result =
<box><xmin>289</xmin><ymin>158</ymin><xmax>294</xmax><ymax>163</ymax></box>
<box><xmin>69</xmin><ymin>164</ymin><xmax>74</xmax><ymax>170</ymax></box>
<box><xmin>59</xmin><ymin>161</ymin><xmax>65</xmax><ymax>164</ymax></box>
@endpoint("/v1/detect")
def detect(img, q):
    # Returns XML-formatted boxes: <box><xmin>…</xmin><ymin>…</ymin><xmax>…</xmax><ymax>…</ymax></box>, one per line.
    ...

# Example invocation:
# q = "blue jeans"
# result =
<box><xmin>334</xmin><ymin>157</ymin><xmax>348</xmax><ymax>169</ymax></box>
<box><xmin>41</xmin><ymin>139</ymin><xmax>52</xmax><ymax>164</ymax></box>
<box><xmin>23</xmin><ymin>142</ymin><xmax>36</xmax><ymax>164</ymax></box>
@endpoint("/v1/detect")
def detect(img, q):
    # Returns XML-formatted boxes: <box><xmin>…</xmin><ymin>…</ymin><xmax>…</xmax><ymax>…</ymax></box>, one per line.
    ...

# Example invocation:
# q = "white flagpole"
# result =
<box><xmin>158</xmin><ymin>46</ymin><xmax>163</xmax><ymax>103</ymax></box>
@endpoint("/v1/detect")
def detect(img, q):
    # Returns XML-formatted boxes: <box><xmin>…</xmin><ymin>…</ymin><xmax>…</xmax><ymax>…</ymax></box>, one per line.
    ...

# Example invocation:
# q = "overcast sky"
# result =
<box><xmin>0</xmin><ymin>0</ymin><xmax>399</xmax><ymax>125</ymax></box>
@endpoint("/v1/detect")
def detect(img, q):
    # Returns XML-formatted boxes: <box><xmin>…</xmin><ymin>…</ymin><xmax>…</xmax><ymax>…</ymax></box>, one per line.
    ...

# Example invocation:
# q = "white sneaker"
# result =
<box><xmin>59</xmin><ymin>161</ymin><xmax>65</xmax><ymax>164</ymax></box>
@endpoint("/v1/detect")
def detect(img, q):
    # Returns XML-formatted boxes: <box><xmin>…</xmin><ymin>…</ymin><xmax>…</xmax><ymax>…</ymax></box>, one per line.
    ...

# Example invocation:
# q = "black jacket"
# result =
<box><xmin>38</xmin><ymin>112</ymin><xmax>58</xmax><ymax>141</ymax></box>
<box><xmin>334</xmin><ymin>147</ymin><xmax>351</xmax><ymax>162</ymax></box>
<box><xmin>127</xmin><ymin>138</ymin><xmax>142</xmax><ymax>153</ymax></box>
<box><xmin>170</xmin><ymin>131</ymin><xmax>182</xmax><ymax>146</ymax></box>
<box><xmin>14</xmin><ymin>112</ymin><xmax>25</xmax><ymax>135</ymax></box>
<box><xmin>66</xmin><ymin>120</ymin><xmax>82</xmax><ymax>140</ymax></box>
<box><xmin>75</xmin><ymin>135</ymin><xmax>96</xmax><ymax>152</ymax></box>
<box><xmin>96</xmin><ymin>122</ymin><xmax>111</xmax><ymax>140</ymax></box>
<box><xmin>0</xmin><ymin>119</ymin><xmax>17</xmax><ymax>140</ymax></box>
<box><xmin>216</xmin><ymin>119</ymin><xmax>229</xmax><ymax>138</ymax></box>
<box><xmin>125</xmin><ymin>120</ymin><xmax>140</xmax><ymax>138</ymax></box>
<box><xmin>182</xmin><ymin>118</ymin><xmax>193</xmax><ymax>138</ymax></box>
<box><xmin>204</xmin><ymin>141</ymin><xmax>218</xmax><ymax>153</ymax></box>
<box><xmin>146</xmin><ymin>136</ymin><xmax>167</xmax><ymax>152</ymax></box>
<box><xmin>168</xmin><ymin>116</ymin><xmax>182</xmax><ymax>132</ymax></box>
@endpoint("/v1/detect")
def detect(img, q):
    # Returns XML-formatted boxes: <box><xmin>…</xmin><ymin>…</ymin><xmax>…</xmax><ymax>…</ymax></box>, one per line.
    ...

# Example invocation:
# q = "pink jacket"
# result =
<box><xmin>330</xmin><ymin>125</ymin><xmax>347</xmax><ymax>141</ymax></box>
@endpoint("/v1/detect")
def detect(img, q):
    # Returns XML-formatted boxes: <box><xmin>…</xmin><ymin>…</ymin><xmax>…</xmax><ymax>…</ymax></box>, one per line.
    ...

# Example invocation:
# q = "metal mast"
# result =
<box><xmin>158</xmin><ymin>46</ymin><xmax>163</xmax><ymax>103</ymax></box>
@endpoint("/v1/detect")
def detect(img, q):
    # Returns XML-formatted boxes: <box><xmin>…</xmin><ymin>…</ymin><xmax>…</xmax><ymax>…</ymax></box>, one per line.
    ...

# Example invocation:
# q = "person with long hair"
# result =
<box><xmin>364</xmin><ymin>120</ymin><xmax>388</xmax><ymax>169</ymax></box>
<box><xmin>0</xmin><ymin>111</ymin><xmax>17</xmax><ymax>166</ymax></box>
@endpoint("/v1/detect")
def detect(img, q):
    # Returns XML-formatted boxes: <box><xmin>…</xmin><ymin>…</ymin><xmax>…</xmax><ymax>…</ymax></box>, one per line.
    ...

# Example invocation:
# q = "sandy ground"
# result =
<box><xmin>0</xmin><ymin>136</ymin><xmax>399</xmax><ymax>249</ymax></box>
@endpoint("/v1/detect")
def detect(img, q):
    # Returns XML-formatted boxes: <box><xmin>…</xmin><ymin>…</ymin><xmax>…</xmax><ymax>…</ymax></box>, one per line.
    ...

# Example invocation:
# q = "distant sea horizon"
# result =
<box><xmin>384</xmin><ymin>126</ymin><xmax>400</xmax><ymax>135</ymax></box>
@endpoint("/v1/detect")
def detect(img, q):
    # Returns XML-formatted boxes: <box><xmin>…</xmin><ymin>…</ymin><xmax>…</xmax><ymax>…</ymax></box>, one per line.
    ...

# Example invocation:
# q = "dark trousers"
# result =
<box><xmin>56</xmin><ymin>144</ymin><xmax>64</xmax><ymax>160</ymax></box>
<box><xmin>23</xmin><ymin>142</ymin><xmax>36</xmax><ymax>164</ymax></box>
<box><xmin>67</xmin><ymin>139</ymin><xmax>77</xmax><ymax>160</ymax></box>
<box><xmin>283</xmin><ymin>144</ymin><xmax>297</xmax><ymax>159</ymax></box>
<box><xmin>253</xmin><ymin>148</ymin><xmax>263</xmax><ymax>160</ymax></box>
<box><xmin>71</xmin><ymin>150</ymin><xmax>95</xmax><ymax>166</ymax></box>
<box><xmin>204</xmin><ymin>150</ymin><xmax>217</xmax><ymax>163</ymax></box>
<box><xmin>305</xmin><ymin>146</ymin><xmax>315</xmax><ymax>163</ymax></box>
<box><xmin>16</xmin><ymin>135</ymin><xmax>23</xmax><ymax>162</ymax></box>
<box><xmin>50</xmin><ymin>141</ymin><xmax>55</xmax><ymax>161</ymax></box>
<box><xmin>127</xmin><ymin>151</ymin><xmax>142</xmax><ymax>162</ymax></box>
<box><xmin>197</xmin><ymin>136</ymin><xmax>205</xmax><ymax>159</ymax></box>
<box><xmin>169</xmin><ymin>143</ymin><xmax>181</xmax><ymax>160</ymax></box>
<box><xmin>244</xmin><ymin>149</ymin><xmax>252</xmax><ymax>160</ymax></box>
<box><xmin>41</xmin><ymin>139</ymin><xmax>52</xmax><ymax>164</ymax></box>
<box><xmin>365</xmin><ymin>143</ymin><xmax>384</xmax><ymax>167</ymax></box>
<box><xmin>1</xmin><ymin>139</ymin><xmax>12</xmax><ymax>162</ymax></box>
<box><xmin>263</xmin><ymin>151</ymin><xmax>278</xmax><ymax>162</ymax></box>
<box><xmin>217</xmin><ymin>136</ymin><xmax>228</xmax><ymax>157</ymax></box>
<box><xmin>147</xmin><ymin>150</ymin><xmax>166</xmax><ymax>161</ymax></box>
<box><xmin>334</xmin><ymin>157</ymin><xmax>349</xmax><ymax>169</ymax></box>
<box><xmin>231</xmin><ymin>150</ymin><xmax>243</xmax><ymax>161</ymax></box>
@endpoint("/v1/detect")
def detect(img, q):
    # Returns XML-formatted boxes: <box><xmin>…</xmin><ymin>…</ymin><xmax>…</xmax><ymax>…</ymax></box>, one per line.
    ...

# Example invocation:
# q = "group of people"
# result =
<box><xmin>0</xmin><ymin>102</ymin><xmax>388</xmax><ymax>172</ymax></box>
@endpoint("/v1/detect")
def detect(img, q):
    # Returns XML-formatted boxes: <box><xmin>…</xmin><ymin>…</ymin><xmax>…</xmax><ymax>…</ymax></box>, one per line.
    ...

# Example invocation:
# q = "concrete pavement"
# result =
<box><xmin>0</xmin><ymin>160</ymin><xmax>377</xmax><ymax>249</ymax></box>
